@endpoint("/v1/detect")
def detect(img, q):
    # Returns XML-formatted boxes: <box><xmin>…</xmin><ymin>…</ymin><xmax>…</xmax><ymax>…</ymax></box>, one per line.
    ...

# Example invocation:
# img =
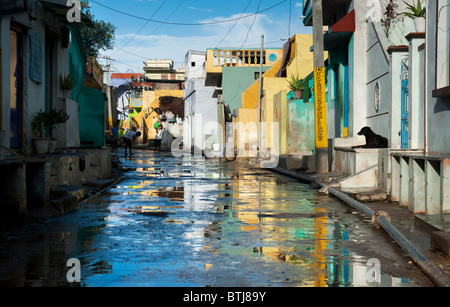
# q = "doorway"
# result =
<box><xmin>10</xmin><ymin>26</ymin><xmax>23</xmax><ymax>149</ymax></box>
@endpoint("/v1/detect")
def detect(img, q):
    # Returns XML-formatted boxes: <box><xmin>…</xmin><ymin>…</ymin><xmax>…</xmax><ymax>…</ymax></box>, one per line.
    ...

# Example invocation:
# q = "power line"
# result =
<box><xmin>90</xmin><ymin>0</ymin><xmax>288</xmax><ymax>26</ymax></box>
<box><xmin>113</xmin><ymin>0</ymin><xmax>186</xmax><ymax>59</ymax></box>
<box><xmin>111</xmin><ymin>0</ymin><xmax>168</xmax><ymax>57</ymax></box>
<box><xmin>215</xmin><ymin>0</ymin><xmax>254</xmax><ymax>49</ymax></box>
<box><xmin>239</xmin><ymin>0</ymin><xmax>263</xmax><ymax>50</ymax></box>
<box><xmin>288</xmin><ymin>0</ymin><xmax>292</xmax><ymax>39</ymax></box>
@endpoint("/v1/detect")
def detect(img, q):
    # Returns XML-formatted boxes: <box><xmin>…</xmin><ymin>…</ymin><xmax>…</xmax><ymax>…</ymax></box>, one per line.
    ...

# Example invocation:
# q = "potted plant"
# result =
<box><xmin>31</xmin><ymin>109</ymin><xmax>69</xmax><ymax>154</ymax></box>
<box><xmin>47</xmin><ymin>108</ymin><xmax>70</xmax><ymax>153</ymax></box>
<box><xmin>401</xmin><ymin>0</ymin><xmax>426</xmax><ymax>32</ymax></box>
<box><xmin>59</xmin><ymin>73</ymin><xmax>74</xmax><ymax>99</ymax></box>
<box><xmin>287</xmin><ymin>74</ymin><xmax>309</xmax><ymax>100</ymax></box>
<box><xmin>31</xmin><ymin>111</ymin><xmax>51</xmax><ymax>154</ymax></box>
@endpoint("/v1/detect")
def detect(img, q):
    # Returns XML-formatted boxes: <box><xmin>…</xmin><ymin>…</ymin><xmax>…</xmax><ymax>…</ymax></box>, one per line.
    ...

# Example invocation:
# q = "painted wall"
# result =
<box><xmin>241</xmin><ymin>34</ymin><xmax>315</xmax><ymax>150</ymax></box>
<box><xmin>132</xmin><ymin>89</ymin><xmax>184</xmax><ymax>142</ymax></box>
<box><xmin>185</xmin><ymin>50</ymin><xmax>206</xmax><ymax>80</ymax></box>
<box><xmin>273</xmin><ymin>91</ymin><xmax>289</xmax><ymax>155</ymax></box>
<box><xmin>425</xmin><ymin>0</ymin><xmax>450</xmax><ymax>155</ymax></box>
<box><xmin>222</xmin><ymin>67</ymin><xmax>263</xmax><ymax>112</ymax></box>
<box><xmin>365</xmin><ymin>22</ymin><xmax>391</xmax><ymax>142</ymax></box>
<box><xmin>184</xmin><ymin>51</ymin><xmax>219</xmax><ymax>152</ymax></box>
<box><xmin>0</xmin><ymin>6</ymin><xmax>73</xmax><ymax>153</ymax></box>
<box><xmin>288</xmin><ymin>100</ymin><xmax>315</xmax><ymax>155</ymax></box>
<box><xmin>78</xmin><ymin>87</ymin><xmax>106</xmax><ymax>147</ymax></box>
<box><xmin>184</xmin><ymin>77</ymin><xmax>217</xmax><ymax>151</ymax></box>
<box><xmin>236</xmin><ymin>108</ymin><xmax>258</xmax><ymax>157</ymax></box>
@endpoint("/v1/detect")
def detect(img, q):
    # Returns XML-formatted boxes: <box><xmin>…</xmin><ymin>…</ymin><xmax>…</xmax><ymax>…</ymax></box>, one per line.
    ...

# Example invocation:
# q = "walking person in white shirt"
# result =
<box><xmin>154</xmin><ymin>126</ymin><xmax>162</xmax><ymax>151</ymax></box>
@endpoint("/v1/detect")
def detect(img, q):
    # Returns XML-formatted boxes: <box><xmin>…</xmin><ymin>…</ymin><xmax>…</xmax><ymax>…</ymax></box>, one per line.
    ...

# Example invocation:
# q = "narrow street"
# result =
<box><xmin>0</xmin><ymin>149</ymin><xmax>434</xmax><ymax>287</ymax></box>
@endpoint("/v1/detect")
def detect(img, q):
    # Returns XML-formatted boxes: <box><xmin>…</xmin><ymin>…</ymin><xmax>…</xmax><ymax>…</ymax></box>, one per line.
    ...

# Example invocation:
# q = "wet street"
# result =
<box><xmin>0</xmin><ymin>149</ymin><xmax>434</xmax><ymax>287</ymax></box>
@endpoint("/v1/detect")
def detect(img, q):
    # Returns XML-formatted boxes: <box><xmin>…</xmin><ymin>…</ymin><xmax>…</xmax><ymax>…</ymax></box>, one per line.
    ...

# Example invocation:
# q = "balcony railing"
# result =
<box><xmin>211</xmin><ymin>49</ymin><xmax>268</xmax><ymax>67</ymax></box>
<box><xmin>84</xmin><ymin>56</ymin><xmax>104</xmax><ymax>90</ymax></box>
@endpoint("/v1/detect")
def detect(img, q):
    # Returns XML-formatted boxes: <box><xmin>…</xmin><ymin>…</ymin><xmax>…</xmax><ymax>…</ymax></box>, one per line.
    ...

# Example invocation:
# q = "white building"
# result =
<box><xmin>302</xmin><ymin>0</ymin><xmax>450</xmax><ymax>214</ymax></box>
<box><xmin>184</xmin><ymin>50</ymin><xmax>218</xmax><ymax>156</ymax></box>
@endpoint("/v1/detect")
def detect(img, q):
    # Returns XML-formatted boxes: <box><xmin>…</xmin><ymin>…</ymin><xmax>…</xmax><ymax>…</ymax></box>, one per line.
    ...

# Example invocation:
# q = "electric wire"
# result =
<box><xmin>90</xmin><ymin>0</ymin><xmax>288</xmax><ymax>26</ymax></box>
<box><xmin>111</xmin><ymin>0</ymin><xmax>168</xmax><ymax>57</ymax></box>
<box><xmin>214</xmin><ymin>0</ymin><xmax>254</xmax><ymax>49</ymax></box>
<box><xmin>112</xmin><ymin>0</ymin><xmax>187</xmax><ymax>59</ymax></box>
<box><xmin>238</xmin><ymin>0</ymin><xmax>263</xmax><ymax>50</ymax></box>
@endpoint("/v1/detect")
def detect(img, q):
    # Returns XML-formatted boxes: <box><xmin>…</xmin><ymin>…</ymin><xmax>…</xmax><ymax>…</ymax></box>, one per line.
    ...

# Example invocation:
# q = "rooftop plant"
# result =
<box><xmin>401</xmin><ymin>0</ymin><xmax>426</xmax><ymax>18</ymax></box>
<box><xmin>287</xmin><ymin>74</ymin><xmax>308</xmax><ymax>91</ymax></box>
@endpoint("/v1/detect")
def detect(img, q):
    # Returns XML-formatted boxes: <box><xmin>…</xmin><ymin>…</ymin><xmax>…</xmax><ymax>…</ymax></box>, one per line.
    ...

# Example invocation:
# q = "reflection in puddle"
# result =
<box><xmin>0</xmin><ymin>152</ymin><xmax>432</xmax><ymax>287</ymax></box>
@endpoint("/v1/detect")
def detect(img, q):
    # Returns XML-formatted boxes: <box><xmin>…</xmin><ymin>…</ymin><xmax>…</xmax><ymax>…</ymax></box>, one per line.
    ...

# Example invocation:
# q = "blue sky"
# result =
<box><xmin>87</xmin><ymin>0</ymin><xmax>311</xmax><ymax>73</ymax></box>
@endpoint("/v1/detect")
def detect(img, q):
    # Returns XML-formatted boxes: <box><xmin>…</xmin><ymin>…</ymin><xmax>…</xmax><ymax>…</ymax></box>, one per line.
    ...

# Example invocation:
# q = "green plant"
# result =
<box><xmin>381</xmin><ymin>0</ymin><xmax>398</xmax><ymax>38</ymax></box>
<box><xmin>31</xmin><ymin>111</ymin><xmax>48</xmax><ymax>138</ymax></box>
<box><xmin>401</xmin><ymin>0</ymin><xmax>426</xmax><ymax>18</ymax></box>
<box><xmin>31</xmin><ymin>109</ymin><xmax>69</xmax><ymax>138</ymax></box>
<box><xmin>47</xmin><ymin>109</ymin><xmax>69</xmax><ymax>138</ymax></box>
<box><xmin>287</xmin><ymin>74</ymin><xmax>308</xmax><ymax>91</ymax></box>
<box><xmin>59</xmin><ymin>73</ymin><xmax>74</xmax><ymax>90</ymax></box>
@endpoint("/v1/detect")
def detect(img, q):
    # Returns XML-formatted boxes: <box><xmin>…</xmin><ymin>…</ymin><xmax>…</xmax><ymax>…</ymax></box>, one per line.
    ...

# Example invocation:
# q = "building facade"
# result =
<box><xmin>184</xmin><ymin>50</ymin><xmax>218</xmax><ymax>155</ymax></box>
<box><xmin>302</xmin><ymin>0</ymin><xmax>450</xmax><ymax>215</ymax></box>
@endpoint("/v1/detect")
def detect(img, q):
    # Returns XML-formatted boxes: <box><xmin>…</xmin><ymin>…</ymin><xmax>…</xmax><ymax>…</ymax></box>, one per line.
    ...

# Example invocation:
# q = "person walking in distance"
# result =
<box><xmin>122</xmin><ymin>130</ymin><xmax>141</xmax><ymax>156</ymax></box>
<box><xmin>155</xmin><ymin>126</ymin><xmax>162</xmax><ymax>151</ymax></box>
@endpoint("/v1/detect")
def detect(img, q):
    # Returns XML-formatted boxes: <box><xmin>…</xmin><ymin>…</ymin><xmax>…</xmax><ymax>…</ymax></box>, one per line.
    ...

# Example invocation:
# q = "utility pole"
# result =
<box><xmin>257</xmin><ymin>34</ymin><xmax>264</xmax><ymax>154</ymax></box>
<box><xmin>312</xmin><ymin>0</ymin><xmax>328</xmax><ymax>173</ymax></box>
<box><xmin>99</xmin><ymin>55</ymin><xmax>115</xmax><ymax>134</ymax></box>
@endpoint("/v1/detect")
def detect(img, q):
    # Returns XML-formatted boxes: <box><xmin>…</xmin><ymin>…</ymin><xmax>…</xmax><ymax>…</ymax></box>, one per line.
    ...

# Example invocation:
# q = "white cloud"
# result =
<box><xmin>109</xmin><ymin>11</ymin><xmax>310</xmax><ymax>72</ymax></box>
<box><xmin>188</xmin><ymin>6</ymin><xmax>213</xmax><ymax>13</ymax></box>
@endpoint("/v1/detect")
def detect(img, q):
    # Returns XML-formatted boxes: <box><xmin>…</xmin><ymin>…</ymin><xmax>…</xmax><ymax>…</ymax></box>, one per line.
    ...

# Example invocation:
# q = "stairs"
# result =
<box><xmin>50</xmin><ymin>185</ymin><xmax>89</xmax><ymax>214</ymax></box>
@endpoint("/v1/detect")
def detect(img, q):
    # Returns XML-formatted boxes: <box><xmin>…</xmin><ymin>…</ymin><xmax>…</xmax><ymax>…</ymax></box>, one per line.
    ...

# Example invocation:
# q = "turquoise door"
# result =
<box><xmin>401</xmin><ymin>79</ymin><xmax>409</xmax><ymax>149</ymax></box>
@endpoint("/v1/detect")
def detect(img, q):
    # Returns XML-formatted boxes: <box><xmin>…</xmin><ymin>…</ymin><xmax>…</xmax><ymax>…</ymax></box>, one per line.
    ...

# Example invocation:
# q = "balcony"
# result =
<box><xmin>143</xmin><ymin>59</ymin><xmax>174</xmax><ymax>71</ymax></box>
<box><xmin>205</xmin><ymin>48</ymin><xmax>283</xmax><ymax>87</ymax></box>
<box><xmin>84</xmin><ymin>57</ymin><xmax>104</xmax><ymax>90</ymax></box>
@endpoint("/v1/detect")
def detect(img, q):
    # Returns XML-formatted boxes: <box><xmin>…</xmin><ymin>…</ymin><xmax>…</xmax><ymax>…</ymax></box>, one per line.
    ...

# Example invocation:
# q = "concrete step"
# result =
<box><xmin>50</xmin><ymin>185</ymin><xmax>89</xmax><ymax>201</ymax></box>
<box><xmin>83</xmin><ymin>178</ymin><xmax>117</xmax><ymax>190</ymax></box>
<box><xmin>431</xmin><ymin>231</ymin><xmax>450</xmax><ymax>257</ymax></box>
<box><xmin>339</xmin><ymin>187</ymin><xmax>388</xmax><ymax>202</ymax></box>
<box><xmin>50</xmin><ymin>195</ymin><xmax>78</xmax><ymax>214</ymax></box>
<box><xmin>415</xmin><ymin>213</ymin><xmax>450</xmax><ymax>257</ymax></box>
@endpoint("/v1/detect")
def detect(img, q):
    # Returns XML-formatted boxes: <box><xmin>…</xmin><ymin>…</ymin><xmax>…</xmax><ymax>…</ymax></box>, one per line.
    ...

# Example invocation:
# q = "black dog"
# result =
<box><xmin>352</xmin><ymin>126</ymin><xmax>388</xmax><ymax>148</ymax></box>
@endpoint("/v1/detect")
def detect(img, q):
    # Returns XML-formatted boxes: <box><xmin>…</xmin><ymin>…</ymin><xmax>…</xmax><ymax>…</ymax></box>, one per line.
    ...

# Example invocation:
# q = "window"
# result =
<box><xmin>191</xmin><ymin>62</ymin><xmax>196</xmax><ymax>67</ymax></box>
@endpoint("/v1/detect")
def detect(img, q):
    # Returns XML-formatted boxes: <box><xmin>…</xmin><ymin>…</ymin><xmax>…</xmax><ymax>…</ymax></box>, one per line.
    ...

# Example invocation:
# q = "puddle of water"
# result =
<box><xmin>0</xmin><ymin>153</ymin><xmax>433</xmax><ymax>287</ymax></box>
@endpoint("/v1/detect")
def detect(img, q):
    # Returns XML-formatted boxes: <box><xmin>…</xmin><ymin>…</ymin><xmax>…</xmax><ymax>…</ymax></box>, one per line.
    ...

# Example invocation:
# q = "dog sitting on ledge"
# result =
<box><xmin>352</xmin><ymin>126</ymin><xmax>388</xmax><ymax>149</ymax></box>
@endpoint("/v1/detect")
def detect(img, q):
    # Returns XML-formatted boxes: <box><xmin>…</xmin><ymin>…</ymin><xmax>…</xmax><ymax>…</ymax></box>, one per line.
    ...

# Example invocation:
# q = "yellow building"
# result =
<box><xmin>238</xmin><ymin>34</ymin><xmax>315</xmax><ymax>152</ymax></box>
<box><xmin>130</xmin><ymin>89</ymin><xmax>184</xmax><ymax>143</ymax></box>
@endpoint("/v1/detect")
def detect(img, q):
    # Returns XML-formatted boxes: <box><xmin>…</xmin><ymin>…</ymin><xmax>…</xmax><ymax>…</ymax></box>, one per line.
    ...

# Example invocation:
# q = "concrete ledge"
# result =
<box><xmin>431</xmin><ymin>231</ymin><xmax>450</xmax><ymax>257</ymax></box>
<box><xmin>356</xmin><ymin>190</ymin><xmax>388</xmax><ymax>202</ymax></box>
<box><xmin>50</xmin><ymin>195</ymin><xmax>78</xmax><ymax>214</ymax></box>
<box><xmin>334</xmin><ymin>147</ymin><xmax>380</xmax><ymax>177</ymax></box>
<box><xmin>50</xmin><ymin>185</ymin><xmax>89</xmax><ymax>202</ymax></box>
<box><xmin>84</xmin><ymin>178</ymin><xmax>118</xmax><ymax>190</ymax></box>
<box><xmin>277</xmin><ymin>154</ymin><xmax>314</xmax><ymax>170</ymax></box>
